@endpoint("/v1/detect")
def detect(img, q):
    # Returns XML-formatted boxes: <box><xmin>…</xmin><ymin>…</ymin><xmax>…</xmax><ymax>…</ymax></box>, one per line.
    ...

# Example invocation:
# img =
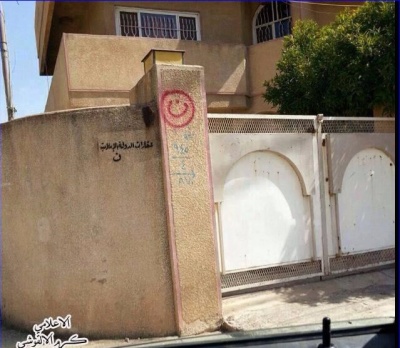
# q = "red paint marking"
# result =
<box><xmin>167</xmin><ymin>100</ymin><xmax>189</xmax><ymax>118</ymax></box>
<box><xmin>161</xmin><ymin>90</ymin><xmax>195</xmax><ymax>128</ymax></box>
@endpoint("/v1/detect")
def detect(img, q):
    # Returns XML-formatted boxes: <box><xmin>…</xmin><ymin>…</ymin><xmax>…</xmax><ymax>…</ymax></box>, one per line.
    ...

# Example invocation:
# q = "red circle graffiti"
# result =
<box><xmin>161</xmin><ymin>90</ymin><xmax>195</xmax><ymax>128</ymax></box>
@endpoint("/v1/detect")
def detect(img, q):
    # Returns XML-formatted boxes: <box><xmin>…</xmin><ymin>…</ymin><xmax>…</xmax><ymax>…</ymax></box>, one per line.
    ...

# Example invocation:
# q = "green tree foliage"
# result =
<box><xmin>264</xmin><ymin>2</ymin><xmax>395</xmax><ymax>116</ymax></box>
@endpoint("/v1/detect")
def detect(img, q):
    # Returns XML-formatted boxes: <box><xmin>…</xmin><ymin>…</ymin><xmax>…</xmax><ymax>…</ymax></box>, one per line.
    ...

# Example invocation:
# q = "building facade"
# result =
<box><xmin>35</xmin><ymin>1</ymin><xmax>361</xmax><ymax>114</ymax></box>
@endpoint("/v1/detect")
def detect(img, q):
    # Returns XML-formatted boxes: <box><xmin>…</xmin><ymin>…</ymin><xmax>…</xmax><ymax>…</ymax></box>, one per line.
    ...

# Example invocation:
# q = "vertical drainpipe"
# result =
<box><xmin>315</xmin><ymin>114</ymin><xmax>330</xmax><ymax>275</ymax></box>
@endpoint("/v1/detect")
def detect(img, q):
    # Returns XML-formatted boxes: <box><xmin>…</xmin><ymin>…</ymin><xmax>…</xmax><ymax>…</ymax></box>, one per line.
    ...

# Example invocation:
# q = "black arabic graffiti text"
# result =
<box><xmin>99</xmin><ymin>140</ymin><xmax>154</xmax><ymax>162</ymax></box>
<box><xmin>100</xmin><ymin>140</ymin><xmax>153</xmax><ymax>152</ymax></box>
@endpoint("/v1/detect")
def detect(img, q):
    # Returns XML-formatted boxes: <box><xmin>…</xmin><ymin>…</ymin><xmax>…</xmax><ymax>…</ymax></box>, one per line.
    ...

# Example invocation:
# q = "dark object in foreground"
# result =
<box><xmin>124</xmin><ymin>317</ymin><xmax>395</xmax><ymax>348</ymax></box>
<box><xmin>318</xmin><ymin>317</ymin><xmax>335</xmax><ymax>348</ymax></box>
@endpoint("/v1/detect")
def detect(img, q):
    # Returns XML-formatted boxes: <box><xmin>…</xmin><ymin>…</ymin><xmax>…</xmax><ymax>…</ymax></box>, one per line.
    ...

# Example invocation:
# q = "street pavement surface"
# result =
<box><xmin>223</xmin><ymin>267</ymin><xmax>395</xmax><ymax>330</ymax></box>
<box><xmin>2</xmin><ymin>267</ymin><xmax>395</xmax><ymax>348</ymax></box>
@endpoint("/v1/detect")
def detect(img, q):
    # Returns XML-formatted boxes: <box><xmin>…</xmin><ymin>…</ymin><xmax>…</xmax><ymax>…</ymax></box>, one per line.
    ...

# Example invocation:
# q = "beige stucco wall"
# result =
<box><xmin>80</xmin><ymin>2</ymin><xmax>246</xmax><ymax>44</ymax></box>
<box><xmin>45</xmin><ymin>33</ymin><xmax>247</xmax><ymax>113</ymax></box>
<box><xmin>2</xmin><ymin>105</ymin><xmax>176</xmax><ymax>338</ymax></box>
<box><xmin>34</xmin><ymin>2</ymin><xmax>44</xmax><ymax>51</ymax></box>
<box><xmin>36</xmin><ymin>1</ymin><xmax>246</xmax><ymax>74</ymax></box>
<box><xmin>34</xmin><ymin>1</ymin><xmax>54</xmax><ymax>74</ymax></box>
<box><xmin>302</xmin><ymin>2</ymin><xmax>361</xmax><ymax>27</ymax></box>
<box><xmin>156</xmin><ymin>65</ymin><xmax>222</xmax><ymax>335</ymax></box>
<box><xmin>130</xmin><ymin>64</ymin><xmax>222</xmax><ymax>335</ymax></box>
<box><xmin>247</xmin><ymin>38</ymin><xmax>285</xmax><ymax>114</ymax></box>
<box><xmin>45</xmin><ymin>38</ymin><xmax>70</xmax><ymax>112</ymax></box>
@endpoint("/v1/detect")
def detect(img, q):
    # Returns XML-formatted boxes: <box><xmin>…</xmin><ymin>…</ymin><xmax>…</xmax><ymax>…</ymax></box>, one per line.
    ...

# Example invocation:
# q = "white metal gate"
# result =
<box><xmin>323</xmin><ymin>118</ymin><xmax>395</xmax><ymax>275</ymax></box>
<box><xmin>208</xmin><ymin>115</ymin><xmax>395</xmax><ymax>294</ymax></box>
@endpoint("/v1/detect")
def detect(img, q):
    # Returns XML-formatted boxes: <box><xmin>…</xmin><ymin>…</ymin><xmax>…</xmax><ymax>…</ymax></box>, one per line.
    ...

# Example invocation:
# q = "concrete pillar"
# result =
<box><xmin>130</xmin><ymin>63</ymin><xmax>222</xmax><ymax>336</ymax></box>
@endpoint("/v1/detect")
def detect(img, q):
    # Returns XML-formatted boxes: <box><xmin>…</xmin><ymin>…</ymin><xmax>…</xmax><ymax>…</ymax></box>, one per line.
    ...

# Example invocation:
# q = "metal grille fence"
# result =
<box><xmin>208</xmin><ymin>115</ymin><xmax>315</xmax><ymax>134</ymax></box>
<box><xmin>330</xmin><ymin>249</ymin><xmax>395</xmax><ymax>273</ymax></box>
<box><xmin>221</xmin><ymin>260</ymin><xmax>322</xmax><ymax>292</ymax></box>
<box><xmin>208</xmin><ymin>115</ymin><xmax>395</xmax><ymax>134</ymax></box>
<box><xmin>321</xmin><ymin>117</ymin><xmax>395</xmax><ymax>133</ymax></box>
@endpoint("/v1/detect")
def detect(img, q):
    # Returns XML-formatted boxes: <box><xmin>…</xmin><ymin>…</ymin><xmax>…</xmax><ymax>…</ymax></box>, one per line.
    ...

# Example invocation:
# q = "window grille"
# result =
<box><xmin>116</xmin><ymin>8</ymin><xmax>200</xmax><ymax>41</ymax></box>
<box><xmin>120</xmin><ymin>12</ymin><xmax>139</xmax><ymax>37</ymax></box>
<box><xmin>254</xmin><ymin>1</ymin><xmax>292</xmax><ymax>44</ymax></box>
<box><xmin>179</xmin><ymin>16</ymin><xmax>197</xmax><ymax>41</ymax></box>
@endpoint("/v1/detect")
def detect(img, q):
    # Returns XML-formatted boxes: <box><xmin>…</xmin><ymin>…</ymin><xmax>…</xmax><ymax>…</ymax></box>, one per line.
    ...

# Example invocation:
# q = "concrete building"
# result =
<box><xmin>35</xmin><ymin>1</ymin><xmax>361</xmax><ymax>114</ymax></box>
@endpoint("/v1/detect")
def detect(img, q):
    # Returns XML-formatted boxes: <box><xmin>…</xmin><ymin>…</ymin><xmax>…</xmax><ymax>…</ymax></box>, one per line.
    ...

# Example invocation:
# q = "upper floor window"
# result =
<box><xmin>253</xmin><ymin>2</ymin><xmax>292</xmax><ymax>44</ymax></box>
<box><xmin>115</xmin><ymin>7</ymin><xmax>201</xmax><ymax>41</ymax></box>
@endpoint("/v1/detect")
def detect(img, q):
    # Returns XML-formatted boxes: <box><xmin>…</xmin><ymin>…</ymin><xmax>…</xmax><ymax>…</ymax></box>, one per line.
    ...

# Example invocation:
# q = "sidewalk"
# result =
<box><xmin>223</xmin><ymin>267</ymin><xmax>395</xmax><ymax>330</ymax></box>
<box><xmin>2</xmin><ymin>267</ymin><xmax>395</xmax><ymax>348</ymax></box>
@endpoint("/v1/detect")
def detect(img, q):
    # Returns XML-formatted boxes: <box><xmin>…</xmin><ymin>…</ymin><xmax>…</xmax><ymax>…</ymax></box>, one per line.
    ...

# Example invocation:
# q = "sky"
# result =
<box><xmin>0</xmin><ymin>1</ymin><xmax>50</xmax><ymax>124</ymax></box>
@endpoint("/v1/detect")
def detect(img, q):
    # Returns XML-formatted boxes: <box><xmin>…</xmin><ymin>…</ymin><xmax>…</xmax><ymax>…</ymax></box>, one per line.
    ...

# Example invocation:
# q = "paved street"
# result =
<box><xmin>2</xmin><ymin>267</ymin><xmax>395</xmax><ymax>348</ymax></box>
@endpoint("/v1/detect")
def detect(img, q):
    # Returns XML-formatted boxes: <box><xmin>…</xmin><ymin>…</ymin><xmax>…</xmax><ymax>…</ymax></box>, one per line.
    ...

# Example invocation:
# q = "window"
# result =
<box><xmin>116</xmin><ymin>7</ymin><xmax>200</xmax><ymax>41</ymax></box>
<box><xmin>253</xmin><ymin>2</ymin><xmax>291</xmax><ymax>44</ymax></box>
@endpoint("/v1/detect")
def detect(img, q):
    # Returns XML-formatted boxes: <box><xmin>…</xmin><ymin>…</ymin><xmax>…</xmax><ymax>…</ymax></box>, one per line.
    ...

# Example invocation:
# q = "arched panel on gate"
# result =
<box><xmin>220</xmin><ymin>150</ymin><xmax>314</xmax><ymax>272</ymax></box>
<box><xmin>337</xmin><ymin>148</ymin><xmax>395</xmax><ymax>254</ymax></box>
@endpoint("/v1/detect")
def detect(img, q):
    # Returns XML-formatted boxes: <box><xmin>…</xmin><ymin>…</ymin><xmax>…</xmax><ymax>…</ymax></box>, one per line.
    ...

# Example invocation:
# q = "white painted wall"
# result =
<box><xmin>337</xmin><ymin>148</ymin><xmax>395</xmax><ymax>253</ymax></box>
<box><xmin>220</xmin><ymin>151</ymin><xmax>314</xmax><ymax>271</ymax></box>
